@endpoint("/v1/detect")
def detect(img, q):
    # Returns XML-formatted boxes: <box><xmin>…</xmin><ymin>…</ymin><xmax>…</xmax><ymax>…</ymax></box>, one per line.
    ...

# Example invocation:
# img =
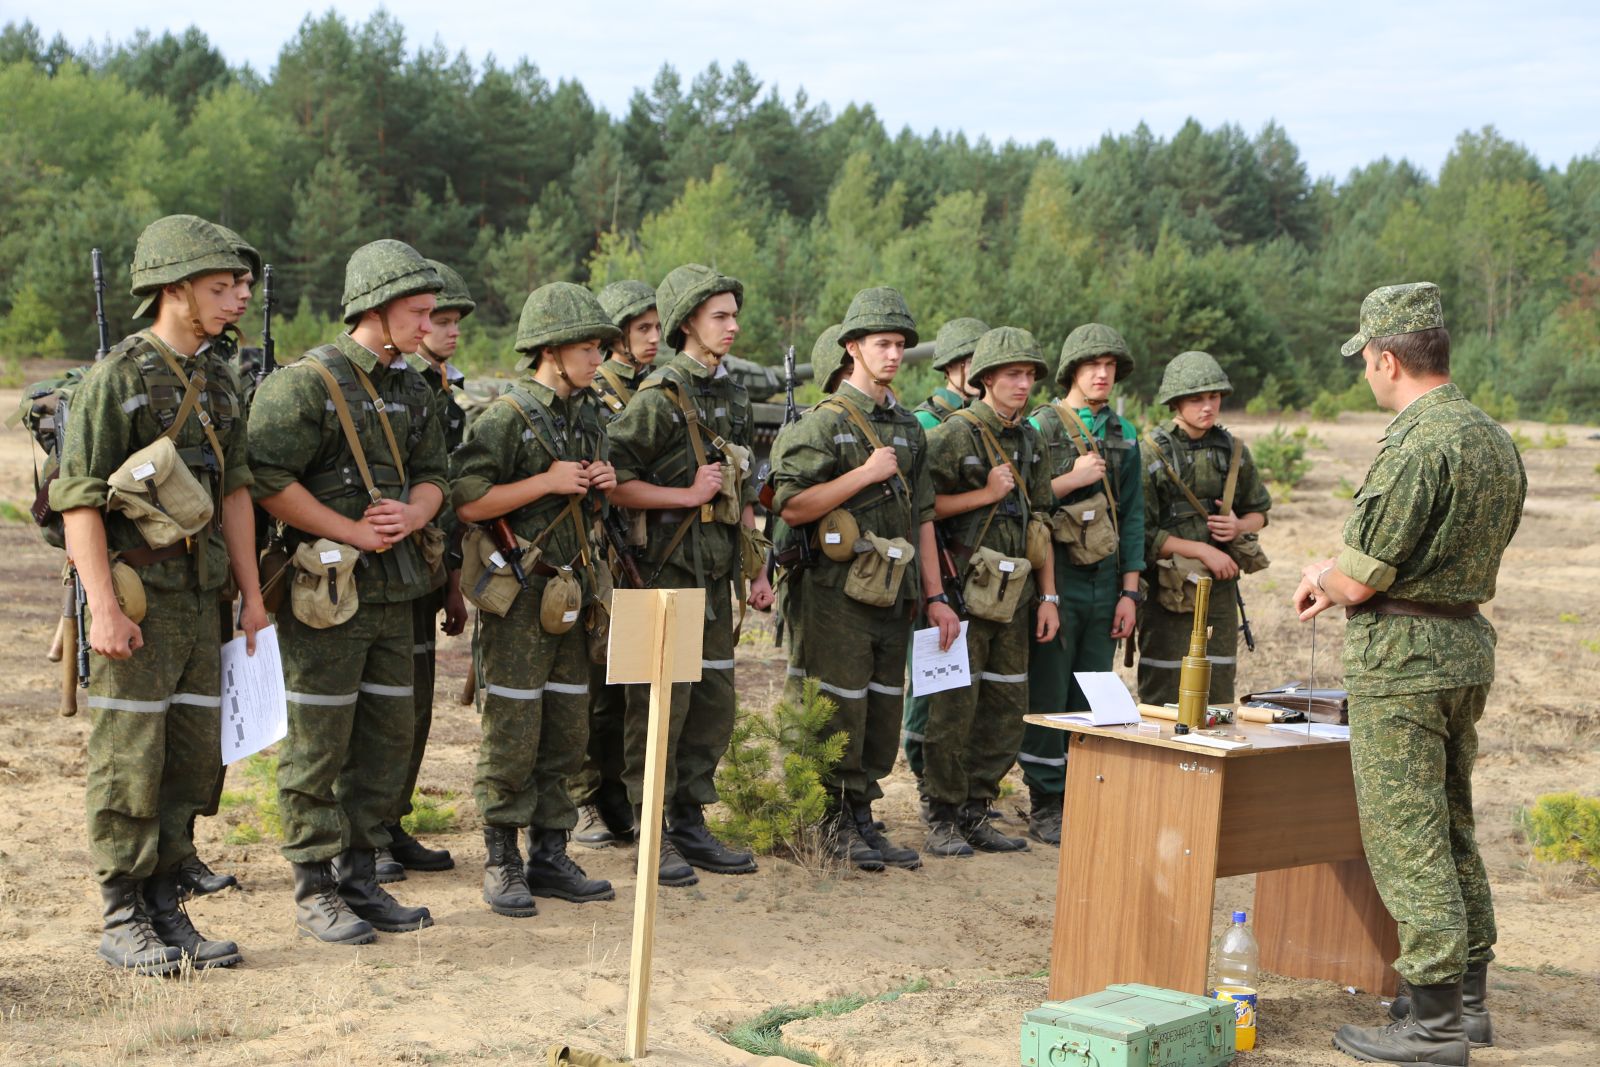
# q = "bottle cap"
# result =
<box><xmin>1174</xmin><ymin>723</ymin><xmax>1189</xmax><ymax>734</ymax></box>
<box><xmin>1233</xmin><ymin>910</ymin><xmax>1247</xmax><ymax>923</ymax></box>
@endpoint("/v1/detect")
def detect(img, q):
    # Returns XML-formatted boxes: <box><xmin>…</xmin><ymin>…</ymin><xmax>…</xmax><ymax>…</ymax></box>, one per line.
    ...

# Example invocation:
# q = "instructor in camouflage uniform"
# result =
<box><xmin>608</xmin><ymin>263</ymin><xmax>774</xmax><ymax>885</ymax></box>
<box><xmin>772</xmin><ymin>288</ymin><xmax>957</xmax><ymax>871</ymax></box>
<box><xmin>1020</xmin><ymin>324</ymin><xmax>1145</xmax><ymax>845</ymax></box>
<box><xmin>249</xmin><ymin>240</ymin><xmax>448</xmax><ymax>944</ymax></box>
<box><xmin>53</xmin><ymin>214</ymin><xmax>264</xmax><ymax>973</ymax></box>
<box><xmin>1295</xmin><ymin>283</ymin><xmax>1525</xmax><ymax>1066</ymax></box>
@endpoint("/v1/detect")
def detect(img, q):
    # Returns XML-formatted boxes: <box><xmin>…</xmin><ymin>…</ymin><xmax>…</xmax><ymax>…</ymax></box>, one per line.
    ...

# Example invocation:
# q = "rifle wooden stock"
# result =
<box><xmin>60</xmin><ymin>622</ymin><xmax>78</xmax><ymax>717</ymax></box>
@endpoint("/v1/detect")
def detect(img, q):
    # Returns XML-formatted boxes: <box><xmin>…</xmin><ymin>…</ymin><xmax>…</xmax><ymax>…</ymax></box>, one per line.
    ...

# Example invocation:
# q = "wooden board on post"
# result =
<box><xmin>609</xmin><ymin>587</ymin><xmax>705</xmax><ymax>1060</ymax></box>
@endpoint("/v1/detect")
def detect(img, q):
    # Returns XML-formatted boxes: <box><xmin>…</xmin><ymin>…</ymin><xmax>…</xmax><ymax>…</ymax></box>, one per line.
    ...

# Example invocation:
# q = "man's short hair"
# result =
<box><xmin>1372</xmin><ymin>326</ymin><xmax>1450</xmax><ymax>378</ymax></box>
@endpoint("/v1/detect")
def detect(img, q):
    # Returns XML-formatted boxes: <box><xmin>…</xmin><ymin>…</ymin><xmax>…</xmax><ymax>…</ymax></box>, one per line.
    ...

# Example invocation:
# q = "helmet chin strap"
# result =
<box><xmin>180</xmin><ymin>281</ymin><xmax>207</xmax><ymax>340</ymax></box>
<box><xmin>377</xmin><ymin>309</ymin><xmax>402</xmax><ymax>358</ymax></box>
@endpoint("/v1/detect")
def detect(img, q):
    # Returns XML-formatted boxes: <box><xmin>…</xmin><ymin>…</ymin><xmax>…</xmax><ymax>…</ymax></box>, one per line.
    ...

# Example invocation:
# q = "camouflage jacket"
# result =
<box><xmin>416</xmin><ymin>357</ymin><xmax>467</xmax><ymax>453</ymax></box>
<box><xmin>1339</xmin><ymin>383</ymin><xmax>1526</xmax><ymax>696</ymax></box>
<box><xmin>247</xmin><ymin>332</ymin><xmax>450</xmax><ymax>604</ymax></box>
<box><xmin>1029</xmin><ymin>401</ymin><xmax>1146</xmax><ymax>574</ymax></box>
<box><xmin>913</xmin><ymin>386</ymin><xmax>967</xmax><ymax>431</ymax></box>
<box><xmin>1139</xmin><ymin>421</ymin><xmax>1271</xmax><ymax>561</ymax></box>
<box><xmin>770</xmin><ymin>382</ymin><xmax>934</xmax><ymax>605</ymax></box>
<box><xmin>50</xmin><ymin>330</ymin><xmax>252</xmax><ymax>593</ymax></box>
<box><xmin>592</xmin><ymin>357</ymin><xmax>644</xmax><ymax>423</ymax></box>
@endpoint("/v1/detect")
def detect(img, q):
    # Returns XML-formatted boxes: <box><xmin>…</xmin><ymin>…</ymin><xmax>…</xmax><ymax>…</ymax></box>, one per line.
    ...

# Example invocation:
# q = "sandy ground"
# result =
<box><xmin>0</xmin><ymin>379</ymin><xmax>1596</xmax><ymax>1066</ymax></box>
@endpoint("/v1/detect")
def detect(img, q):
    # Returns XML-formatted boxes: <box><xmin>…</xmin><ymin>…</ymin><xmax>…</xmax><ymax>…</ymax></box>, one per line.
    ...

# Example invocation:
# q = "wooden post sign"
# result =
<box><xmin>608</xmin><ymin>587</ymin><xmax>705</xmax><ymax>1059</ymax></box>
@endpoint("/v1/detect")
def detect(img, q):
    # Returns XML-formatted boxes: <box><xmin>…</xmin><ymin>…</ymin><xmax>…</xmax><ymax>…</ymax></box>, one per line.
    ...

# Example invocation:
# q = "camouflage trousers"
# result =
<box><xmin>392</xmin><ymin>587</ymin><xmax>445</xmax><ymax>823</ymax></box>
<box><xmin>1350</xmin><ymin>686</ymin><xmax>1497</xmax><ymax>985</ymax></box>
<box><xmin>924</xmin><ymin>610</ymin><xmax>1031</xmax><ymax>806</ymax></box>
<box><xmin>473</xmin><ymin>574</ymin><xmax>590</xmax><ymax>831</ymax></box>
<box><xmin>900</xmin><ymin>648</ymin><xmax>930</xmax><ymax>780</ymax></box>
<box><xmin>276</xmin><ymin>600</ymin><xmax>414</xmax><ymax>863</ymax></box>
<box><xmin>622</xmin><ymin>562</ymin><xmax>736</xmax><ymax>809</ymax></box>
<box><xmin>568</xmin><ymin>665</ymin><xmax>628</xmax><ymax>806</ymax></box>
<box><xmin>785</xmin><ymin>581</ymin><xmax>911</xmax><ymax>805</ymax></box>
<box><xmin>1022</xmin><ymin>557</ymin><xmax>1119</xmax><ymax>794</ymax></box>
<box><xmin>85</xmin><ymin>587</ymin><xmax>222</xmax><ymax>884</ymax></box>
<box><xmin>1136</xmin><ymin>577</ymin><xmax>1239</xmax><ymax>706</ymax></box>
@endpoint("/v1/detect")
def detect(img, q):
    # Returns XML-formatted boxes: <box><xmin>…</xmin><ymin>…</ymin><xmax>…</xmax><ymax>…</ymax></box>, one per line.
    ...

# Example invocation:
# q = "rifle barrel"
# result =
<box><xmin>91</xmin><ymin>248</ymin><xmax>109</xmax><ymax>360</ymax></box>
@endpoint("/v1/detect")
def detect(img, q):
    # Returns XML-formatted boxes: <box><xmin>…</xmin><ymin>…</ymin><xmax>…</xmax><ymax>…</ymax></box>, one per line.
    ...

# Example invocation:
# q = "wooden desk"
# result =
<box><xmin>1024</xmin><ymin>714</ymin><xmax>1399</xmax><ymax>1002</ymax></box>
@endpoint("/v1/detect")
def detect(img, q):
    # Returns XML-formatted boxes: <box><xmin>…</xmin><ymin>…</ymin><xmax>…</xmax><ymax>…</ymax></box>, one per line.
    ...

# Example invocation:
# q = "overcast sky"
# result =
<box><xmin>22</xmin><ymin>0</ymin><xmax>1600</xmax><ymax>179</ymax></box>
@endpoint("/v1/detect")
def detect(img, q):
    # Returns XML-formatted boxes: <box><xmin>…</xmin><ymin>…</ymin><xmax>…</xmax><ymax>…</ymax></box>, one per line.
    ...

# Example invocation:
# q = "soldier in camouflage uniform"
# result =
<box><xmin>902</xmin><ymin>316</ymin><xmax>988</xmax><ymax>794</ymax></box>
<box><xmin>1136</xmin><ymin>351</ymin><xmax>1270</xmax><ymax>705</ymax></box>
<box><xmin>249</xmin><ymin>239</ymin><xmax>448</xmax><ymax>944</ymax></box>
<box><xmin>452</xmin><ymin>282</ymin><xmax>620</xmax><ymax>916</ymax></box>
<box><xmin>52</xmin><ymin>214</ymin><xmax>265</xmax><ymax>973</ymax></box>
<box><xmin>608</xmin><ymin>263</ymin><xmax>775</xmax><ymax>885</ymax></box>
<box><xmin>924</xmin><ymin>327</ymin><xmax>1060</xmax><ymax>857</ymax></box>
<box><xmin>1295</xmin><ymin>284</ymin><xmax>1525</xmax><ymax>1066</ymax></box>
<box><xmin>1021</xmin><ymin>324</ymin><xmax>1146</xmax><ymax>845</ymax></box>
<box><xmin>370</xmin><ymin>259</ymin><xmax>473</xmax><ymax>881</ymax></box>
<box><xmin>571</xmin><ymin>279</ymin><xmax>663</xmax><ymax>850</ymax></box>
<box><xmin>772</xmin><ymin>288</ymin><xmax>955</xmax><ymax>871</ymax></box>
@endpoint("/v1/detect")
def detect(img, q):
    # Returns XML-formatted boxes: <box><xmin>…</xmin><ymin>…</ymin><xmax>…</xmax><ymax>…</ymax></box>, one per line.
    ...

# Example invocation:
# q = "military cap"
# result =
<box><xmin>932</xmin><ymin>317</ymin><xmax>989</xmax><ymax>370</ymax></box>
<box><xmin>838</xmin><ymin>286</ymin><xmax>919</xmax><ymax>348</ymax></box>
<box><xmin>341</xmin><ymin>239</ymin><xmax>442</xmax><ymax>325</ymax></box>
<box><xmin>212</xmin><ymin>224</ymin><xmax>262</xmax><ymax>282</ymax></box>
<box><xmin>809</xmin><ymin>323</ymin><xmax>847</xmax><ymax>392</ymax></box>
<box><xmin>969</xmin><ymin>326</ymin><xmax>1047</xmax><ymax>381</ymax></box>
<box><xmin>514</xmin><ymin>281</ymin><xmax>621</xmax><ymax>369</ymax></box>
<box><xmin>426</xmin><ymin>259</ymin><xmax>476</xmax><ymax>318</ymax></box>
<box><xmin>598</xmin><ymin>280</ymin><xmax>657</xmax><ymax>328</ymax></box>
<box><xmin>657</xmin><ymin>263</ymin><xmax>743</xmax><ymax>350</ymax></box>
<box><xmin>1156</xmin><ymin>350</ymin><xmax>1232</xmax><ymax>405</ymax></box>
<box><xmin>1341</xmin><ymin>282</ymin><xmax>1446</xmax><ymax>357</ymax></box>
<box><xmin>1057</xmin><ymin>322</ymin><xmax>1133</xmax><ymax>386</ymax></box>
<box><xmin>129</xmin><ymin>215</ymin><xmax>250</xmax><ymax>320</ymax></box>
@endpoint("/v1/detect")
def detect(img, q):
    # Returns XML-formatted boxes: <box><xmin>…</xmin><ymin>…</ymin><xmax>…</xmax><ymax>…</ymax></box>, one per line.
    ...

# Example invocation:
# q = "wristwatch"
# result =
<box><xmin>1038</xmin><ymin>594</ymin><xmax>1061</xmax><ymax>605</ymax></box>
<box><xmin>1119</xmin><ymin>589</ymin><xmax>1145</xmax><ymax>604</ymax></box>
<box><xmin>926</xmin><ymin>593</ymin><xmax>951</xmax><ymax>606</ymax></box>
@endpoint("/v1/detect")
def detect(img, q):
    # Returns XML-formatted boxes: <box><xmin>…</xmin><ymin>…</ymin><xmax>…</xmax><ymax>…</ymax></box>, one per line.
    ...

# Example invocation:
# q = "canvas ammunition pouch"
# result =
<box><xmin>258</xmin><ymin>542</ymin><xmax>290</xmax><ymax>614</ymax></box>
<box><xmin>1229</xmin><ymin>532</ymin><xmax>1270</xmax><ymax>574</ymax></box>
<box><xmin>714</xmin><ymin>441</ymin><xmax>751</xmax><ymax>526</ymax></box>
<box><xmin>963</xmin><ymin>546</ymin><xmax>1032</xmax><ymax>623</ymax></box>
<box><xmin>1154</xmin><ymin>554</ymin><xmax>1208</xmax><ymax>614</ymax></box>
<box><xmin>817</xmin><ymin>509</ymin><xmax>859</xmax><ymax>562</ymax></box>
<box><xmin>540</xmin><ymin>566</ymin><xmax>583</xmax><ymax>635</ymax></box>
<box><xmin>110</xmin><ymin>559</ymin><xmax>147</xmax><ymax>624</ymax></box>
<box><xmin>843</xmin><ymin>533</ymin><xmax>914</xmax><ymax>608</ymax></box>
<box><xmin>739</xmin><ymin>524</ymin><xmax>772</xmax><ymax>584</ymax></box>
<box><xmin>1026</xmin><ymin>514</ymin><xmax>1053</xmax><ymax>573</ymax></box>
<box><xmin>461</xmin><ymin>525</ymin><xmax>538</xmax><ymax>618</ymax></box>
<box><xmin>289</xmin><ymin>539</ymin><xmax>361</xmax><ymax>629</ymax></box>
<box><xmin>106</xmin><ymin>436</ymin><xmax>214</xmax><ymax>549</ymax></box>
<box><xmin>1050</xmin><ymin>403</ymin><xmax>1120</xmax><ymax>566</ymax></box>
<box><xmin>414</xmin><ymin>523</ymin><xmax>447</xmax><ymax>577</ymax></box>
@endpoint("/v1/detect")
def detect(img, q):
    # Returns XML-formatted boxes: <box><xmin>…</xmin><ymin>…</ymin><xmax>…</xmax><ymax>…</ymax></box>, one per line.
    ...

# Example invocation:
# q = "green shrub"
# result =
<box><xmin>1509</xmin><ymin>428</ymin><xmax>1534</xmax><ymax>453</ymax></box>
<box><xmin>1309</xmin><ymin>390</ymin><xmax>1341</xmax><ymax>421</ymax></box>
<box><xmin>401</xmin><ymin>789</ymin><xmax>460</xmax><ymax>836</ymax></box>
<box><xmin>1471</xmin><ymin>382</ymin><xmax>1520</xmax><ymax>423</ymax></box>
<box><xmin>1252</xmin><ymin>425</ymin><xmax>1311</xmax><ymax>489</ymax></box>
<box><xmin>1333</xmin><ymin>477</ymin><xmax>1356</xmax><ymax>500</ymax></box>
<box><xmin>1521</xmin><ymin>793</ymin><xmax>1600</xmax><ymax>882</ymax></box>
<box><xmin>1540</xmin><ymin>427</ymin><xmax>1568</xmax><ymax>449</ymax></box>
<box><xmin>1244</xmin><ymin>373</ymin><xmax>1285</xmax><ymax>416</ymax></box>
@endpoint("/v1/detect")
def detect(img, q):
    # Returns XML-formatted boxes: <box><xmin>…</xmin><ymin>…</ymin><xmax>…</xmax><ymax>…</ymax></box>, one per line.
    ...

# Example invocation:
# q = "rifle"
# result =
<box><xmin>65</xmin><ymin>249</ymin><xmax>109</xmax><ymax>705</ymax></box>
<box><xmin>489</xmin><ymin>518</ymin><xmax>530</xmax><ymax>588</ymax></box>
<box><xmin>782</xmin><ymin>342</ymin><xmax>799</xmax><ymax>425</ymax></box>
<box><xmin>933</xmin><ymin>525</ymin><xmax>968</xmax><ymax>618</ymax></box>
<box><xmin>601</xmin><ymin>506</ymin><xmax>644</xmax><ymax>589</ymax></box>
<box><xmin>259</xmin><ymin>263</ymin><xmax>276</xmax><ymax>379</ymax></box>
<box><xmin>92</xmin><ymin>248</ymin><xmax>109</xmax><ymax>359</ymax></box>
<box><xmin>762</xmin><ymin>345</ymin><xmax>801</xmax><ymax>644</ymax></box>
<box><xmin>1235</xmin><ymin>581</ymin><xmax>1256</xmax><ymax>653</ymax></box>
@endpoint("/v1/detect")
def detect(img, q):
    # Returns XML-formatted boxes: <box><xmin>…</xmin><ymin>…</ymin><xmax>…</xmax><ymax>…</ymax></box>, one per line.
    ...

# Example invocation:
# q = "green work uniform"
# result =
<box><xmin>901</xmin><ymin>385</ymin><xmax>969</xmax><ymax>775</ymax></box>
<box><xmin>51</xmin><ymin>331</ymin><xmax>252</xmax><ymax>884</ymax></box>
<box><xmin>607</xmin><ymin>352</ymin><xmax>757</xmax><ymax>809</ymax></box>
<box><xmin>452</xmin><ymin>379</ymin><xmax>606</xmax><ymax>832</ymax></box>
<box><xmin>1340</xmin><ymin>383</ymin><xmax>1525</xmax><ymax>985</ymax></box>
<box><xmin>248</xmin><ymin>332</ymin><xmax>450</xmax><ymax>864</ymax></box>
<box><xmin>1020</xmin><ymin>402</ymin><xmax>1145</xmax><ymax>793</ymax></box>
<box><xmin>1137</xmin><ymin>422</ymin><xmax>1270</xmax><ymax>705</ymax></box>
<box><xmin>923</xmin><ymin>404</ymin><xmax>1053</xmax><ymax>807</ymax></box>
<box><xmin>771</xmin><ymin>382</ymin><xmax>934</xmax><ymax>805</ymax></box>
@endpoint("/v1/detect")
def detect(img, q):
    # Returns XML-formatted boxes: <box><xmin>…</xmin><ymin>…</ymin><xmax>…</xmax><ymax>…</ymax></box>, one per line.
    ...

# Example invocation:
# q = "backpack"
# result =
<box><xmin>12</xmin><ymin>367</ymin><xmax>88</xmax><ymax>548</ymax></box>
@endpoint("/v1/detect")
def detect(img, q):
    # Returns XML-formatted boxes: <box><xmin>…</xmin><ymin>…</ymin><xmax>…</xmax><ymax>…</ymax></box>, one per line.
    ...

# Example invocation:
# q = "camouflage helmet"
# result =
<box><xmin>838</xmin><ymin>286</ymin><xmax>919</xmax><ymax>348</ymax></box>
<box><xmin>129</xmin><ymin>215</ymin><xmax>250</xmax><ymax>320</ymax></box>
<box><xmin>211</xmin><ymin>224</ymin><xmax>262</xmax><ymax>282</ymax></box>
<box><xmin>809</xmin><ymin>323</ymin><xmax>847</xmax><ymax>392</ymax></box>
<box><xmin>968</xmin><ymin>326</ymin><xmax>1048</xmax><ymax>383</ymax></box>
<box><xmin>1057</xmin><ymin>322</ymin><xmax>1133</xmax><ymax>386</ymax></box>
<box><xmin>514</xmin><ymin>281</ymin><xmax>621</xmax><ymax>368</ymax></box>
<box><xmin>1156</xmin><ymin>350</ymin><xmax>1233</xmax><ymax>405</ymax></box>
<box><xmin>340</xmin><ymin>239</ymin><xmax>443</xmax><ymax>325</ymax></box>
<box><xmin>932</xmin><ymin>317</ymin><xmax>989</xmax><ymax>370</ymax></box>
<box><xmin>598</xmin><ymin>279</ymin><xmax>657</xmax><ymax>328</ymax></box>
<box><xmin>425</xmin><ymin>259</ymin><xmax>476</xmax><ymax>318</ymax></box>
<box><xmin>657</xmin><ymin>263</ymin><xmax>743</xmax><ymax>350</ymax></box>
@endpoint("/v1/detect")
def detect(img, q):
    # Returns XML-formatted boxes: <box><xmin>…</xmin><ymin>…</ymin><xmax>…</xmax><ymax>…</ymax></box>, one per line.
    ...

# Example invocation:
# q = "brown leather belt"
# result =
<box><xmin>1347</xmin><ymin>594</ymin><xmax>1480</xmax><ymax>620</ymax></box>
<box><xmin>118</xmin><ymin>543</ymin><xmax>191</xmax><ymax>568</ymax></box>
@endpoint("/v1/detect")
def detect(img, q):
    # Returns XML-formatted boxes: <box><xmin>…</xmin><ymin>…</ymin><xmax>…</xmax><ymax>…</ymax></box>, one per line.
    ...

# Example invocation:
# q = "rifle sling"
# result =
<box><xmin>495</xmin><ymin>393</ymin><xmax>592</xmax><ymax>569</ymax></box>
<box><xmin>817</xmin><ymin>395</ymin><xmax>911</xmax><ymax>502</ymax></box>
<box><xmin>1057</xmin><ymin>403</ymin><xmax>1120</xmax><ymax>544</ymax></box>
<box><xmin>953</xmin><ymin>408</ymin><xmax>1030</xmax><ymax>559</ymax></box>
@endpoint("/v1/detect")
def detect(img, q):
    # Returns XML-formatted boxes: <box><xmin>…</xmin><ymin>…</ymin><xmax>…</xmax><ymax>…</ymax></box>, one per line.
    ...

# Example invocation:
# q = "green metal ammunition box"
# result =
<box><xmin>1020</xmin><ymin>983</ymin><xmax>1236</xmax><ymax>1067</ymax></box>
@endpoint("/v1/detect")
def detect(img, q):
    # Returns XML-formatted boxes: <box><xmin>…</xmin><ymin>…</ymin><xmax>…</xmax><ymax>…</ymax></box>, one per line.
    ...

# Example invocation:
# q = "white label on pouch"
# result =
<box><xmin>563</xmin><ymin>610</ymin><xmax>579</xmax><ymax>623</ymax></box>
<box><xmin>489</xmin><ymin>552</ymin><xmax>506</xmax><ymax>569</ymax></box>
<box><xmin>1082</xmin><ymin>509</ymin><xmax>1096</xmax><ymax>521</ymax></box>
<box><xmin>887</xmin><ymin>547</ymin><xmax>903</xmax><ymax>559</ymax></box>
<box><xmin>825</xmin><ymin>532</ymin><xmax>842</xmax><ymax>544</ymax></box>
<box><xmin>319</xmin><ymin>549</ymin><xmax>342</xmax><ymax>565</ymax></box>
<box><xmin>999</xmin><ymin>560</ymin><xmax>1016</xmax><ymax>573</ymax></box>
<box><xmin>132</xmin><ymin>462</ymin><xmax>157</xmax><ymax>482</ymax></box>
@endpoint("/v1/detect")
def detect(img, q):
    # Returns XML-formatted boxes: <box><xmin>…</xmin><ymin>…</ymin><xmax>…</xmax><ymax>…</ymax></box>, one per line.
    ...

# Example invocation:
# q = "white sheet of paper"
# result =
<box><xmin>1268</xmin><ymin>722</ymin><xmax>1351</xmax><ymax>741</ymax></box>
<box><xmin>910</xmin><ymin>622</ymin><xmax>971</xmax><ymax>697</ymax></box>
<box><xmin>1052</xmin><ymin>671</ymin><xmax>1141</xmax><ymax>726</ymax></box>
<box><xmin>220</xmin><ymin>625</ymin><xmax>288</xmax><ymax>765</ymax></box>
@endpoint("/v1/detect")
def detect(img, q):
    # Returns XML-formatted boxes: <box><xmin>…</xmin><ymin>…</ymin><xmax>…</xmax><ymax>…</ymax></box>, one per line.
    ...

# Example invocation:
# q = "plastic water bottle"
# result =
<box><xmin>1215</xmin><ymin>911</ymin><xmax>1260</xmax><ymax>1050</ymax></box>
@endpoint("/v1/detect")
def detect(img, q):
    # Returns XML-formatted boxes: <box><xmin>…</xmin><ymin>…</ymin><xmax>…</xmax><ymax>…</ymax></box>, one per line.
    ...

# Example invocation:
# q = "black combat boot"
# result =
<box><xmin>385</xmin><ymin>822</ymin><xmax>454</xmax><ymax>871</ymax></box>
<box><xmin>1026</xmin><ymin>787</ymin><xmax>1063</xmax><ymax>847</ymax></box>
<box><xmin>962</xmin><ymin>800</ymin><xmax>1029</xmax><ymax>852</ymax></box>
<box><xmin>96</xmin><ymin>878</ymin><xmax>183</xmax><ymax>975</ymax></box>
<box><xmin>572</xmin><ymin>803</ymin><xmax>616</xmax><ymax>850</ymax></box>
<box><xmin>481</xmin><ymin>826</ymin><xmax>537</xmax><ymax>918</ymax></box>
<box><xmin>852</xmin><ymin>801</ymin><xmax>922</xmax><ymax>870</ymax></box>
<box><xmin>143</xmin><ymin>870</ymin><xmax>242</xmax><ymax>969</ymax></box>
<box><xmin>332</xmin><ymin>849</ymin><xmax>433</xmax><ymax>933</ymax></box>
<box><xmin>524</xmin><ymin>829</ymin><xmax>616</xmax><ymax>903</ymax></box>
<box><xmin>1334</xmin><ymin>981</ymin><xmax>1469</xmax><ymax>1065</ymax></box>
<box><xmin>175</xmin><ymin>853</ymin><xmax>237</xmax><ymax>898</ymax></box>
<box><xmin>374</xmin><ymin>846</ymin><xmax>406</xmax><ymax>883</ymax></box>
<box><xmin>1390</xmin><ymin>963</ymin><xmax>1494</xmax><ymax>1047</ymax></box>
<box><xmin>821</xmin><ymin>802</ymin><xmax>884</xmax><ymax>871</ymax></box>
<box><xmin>290</xmin><ymin>861</ymin><xmax>376</xmax><ymax>945</ymax></box>
<box><xmin>633</xmin><ymin>806</ymin><xmax>698</xmax><ymax>886</ymax></box>
<box><xmin>924</xmin><ymin>802</ymin><xmax>975</xmax><ymax>858</ymax></box>
<box><xmin>666</xmin><ymin>803</ymin><xmax>758</xmax><ymax>874</ymax></box>
<box><xmin>595</xmin><ymin>779</ymin><xmax>638</xmax><ymax>844</ymax></box>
